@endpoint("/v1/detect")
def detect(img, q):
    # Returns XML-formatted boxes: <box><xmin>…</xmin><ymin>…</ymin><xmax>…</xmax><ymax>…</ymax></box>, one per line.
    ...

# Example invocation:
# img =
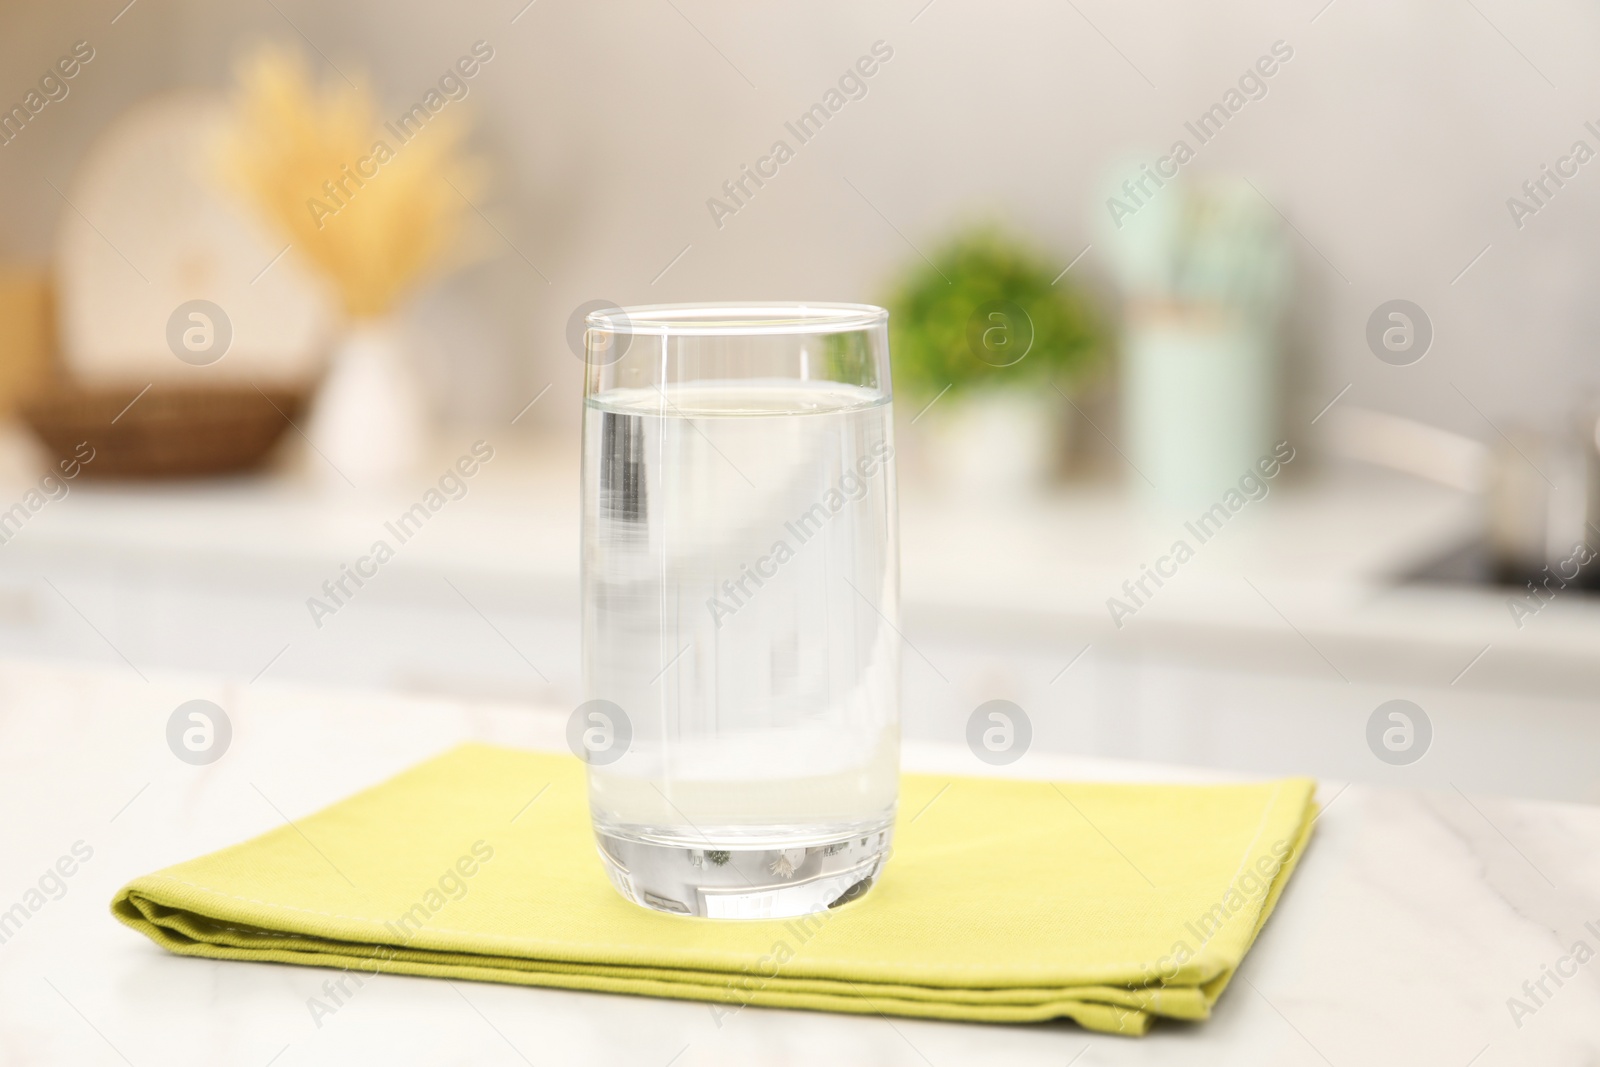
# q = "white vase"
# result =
<box><xmin>920</xmin><ymin>388</ymin><xmax>1066</xmax><ymax>499</ymax></box>
<box><xmin>304</xmin><ymin>319</ymin><xmax>430</xmax><ymax>490</ymax></box>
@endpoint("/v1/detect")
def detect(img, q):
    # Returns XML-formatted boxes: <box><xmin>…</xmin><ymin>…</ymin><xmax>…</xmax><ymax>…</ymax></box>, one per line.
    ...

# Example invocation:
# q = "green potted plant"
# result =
<box><xmin>884</xmin><ymin>224</ymin><xmax>1102</xmax><ymax>496</ymax></box>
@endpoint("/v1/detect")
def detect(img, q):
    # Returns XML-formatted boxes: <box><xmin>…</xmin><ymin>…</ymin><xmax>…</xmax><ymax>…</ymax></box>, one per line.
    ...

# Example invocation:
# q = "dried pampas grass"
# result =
<box><xmin>217</xmin><ymin>46</ymin><xmax>486</xmax><ymax>318</ymax></box>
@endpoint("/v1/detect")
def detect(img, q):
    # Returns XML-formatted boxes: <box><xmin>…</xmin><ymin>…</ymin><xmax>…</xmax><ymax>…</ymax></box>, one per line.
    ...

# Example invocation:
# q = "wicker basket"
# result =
<box><xmin>20</xmin><ymin>384</ymin><xmax>308</xmax><ymax>479</ymax></box>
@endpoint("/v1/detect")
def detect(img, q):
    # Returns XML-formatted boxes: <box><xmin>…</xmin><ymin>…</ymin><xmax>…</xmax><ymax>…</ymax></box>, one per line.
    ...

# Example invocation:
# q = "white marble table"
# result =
<box><xmin>1</xmin><ymin>658</ymin><xmax>1597</xmax><ymax>1066</ymax></box>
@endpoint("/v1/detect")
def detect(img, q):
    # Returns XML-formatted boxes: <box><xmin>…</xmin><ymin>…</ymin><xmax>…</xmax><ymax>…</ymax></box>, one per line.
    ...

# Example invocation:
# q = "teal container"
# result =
<box><xmin>1122</xmin><ymin>307</ymin><xmax>1276</xmax><ymax>510</ymax></box>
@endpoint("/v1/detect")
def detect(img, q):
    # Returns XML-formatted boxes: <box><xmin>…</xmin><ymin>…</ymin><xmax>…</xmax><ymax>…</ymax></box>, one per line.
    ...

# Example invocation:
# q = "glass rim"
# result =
<box><xmin>585</xmin><ymin>302</ymin><xmax>888</xmax><ymax>337</ymax></box>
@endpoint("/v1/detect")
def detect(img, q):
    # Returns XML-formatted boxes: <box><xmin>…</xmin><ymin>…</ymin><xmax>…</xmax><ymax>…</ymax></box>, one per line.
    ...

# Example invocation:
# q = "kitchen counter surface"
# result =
<box><xmin>3</xmin><ymin>435</ymin><xmax>1599</xmax><ymax>807</ymax></box>
<box><xmin>3</xmin><ymin>435</ymin><xmax>1596</xmax><ymax>700</ymax></box>
<box><xmin>2</xmin><ymin>659</ymin><xmax>1597</xmax><ymax>1066</ymax></box>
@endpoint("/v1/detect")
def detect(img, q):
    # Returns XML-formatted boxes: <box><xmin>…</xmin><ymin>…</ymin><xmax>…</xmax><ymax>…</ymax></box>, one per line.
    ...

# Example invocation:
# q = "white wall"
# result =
<box><xmin>2</xmin><ymin>0</ymin><xmax>1597</xmax><ymax>439</ymax></box>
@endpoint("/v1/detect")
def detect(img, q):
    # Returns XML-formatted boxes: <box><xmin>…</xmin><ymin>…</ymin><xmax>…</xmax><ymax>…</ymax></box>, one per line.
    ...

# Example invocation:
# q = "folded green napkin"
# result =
<box><xmin>113</xmin><ymin>744</ymin><xmax>1315</xmax><ymax>1035</ymax></box>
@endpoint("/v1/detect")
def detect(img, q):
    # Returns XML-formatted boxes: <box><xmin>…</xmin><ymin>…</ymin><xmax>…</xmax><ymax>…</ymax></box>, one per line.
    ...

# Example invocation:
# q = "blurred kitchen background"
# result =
<box><xmin>2</xmin><ymin>0</ymin><xmax>1599</xmax><ymax>801</ymax></box>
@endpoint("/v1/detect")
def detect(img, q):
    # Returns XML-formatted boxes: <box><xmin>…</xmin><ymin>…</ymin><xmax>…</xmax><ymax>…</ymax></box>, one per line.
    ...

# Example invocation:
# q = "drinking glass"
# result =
<box><xmin>578</xmin><ymin>303</ymin><xmax>900</xmax><ymax>919</ymax></box>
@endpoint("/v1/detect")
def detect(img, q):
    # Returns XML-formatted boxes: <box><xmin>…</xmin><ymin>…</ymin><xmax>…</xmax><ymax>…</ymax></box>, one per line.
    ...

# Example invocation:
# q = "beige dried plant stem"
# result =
<box><xmin>217</xmin><ymin>46</ymin><xmax>486</xmax><ymax>319</ymax></box>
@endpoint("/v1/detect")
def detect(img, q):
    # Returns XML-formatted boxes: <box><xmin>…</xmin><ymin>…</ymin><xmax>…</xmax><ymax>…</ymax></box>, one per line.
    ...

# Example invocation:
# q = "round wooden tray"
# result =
<box><xmin>20</xmin><ymin>384</ymin><xmax>307</xmax><ymax>479</ymax></box>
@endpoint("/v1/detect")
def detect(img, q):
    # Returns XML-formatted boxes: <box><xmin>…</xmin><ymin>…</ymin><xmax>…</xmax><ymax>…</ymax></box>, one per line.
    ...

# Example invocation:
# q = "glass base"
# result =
<box><xmin>594</xmin><ymin>823</ymin><xmax>894</xmax><ymax>919</ymax></box>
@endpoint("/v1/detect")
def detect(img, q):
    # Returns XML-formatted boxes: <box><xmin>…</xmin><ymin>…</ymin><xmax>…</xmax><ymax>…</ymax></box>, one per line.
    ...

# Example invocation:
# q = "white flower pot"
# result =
<box><xmin>920</xmin><ymin>388</ymin><xmax>1066</xmax><ymax>499</ymax></box>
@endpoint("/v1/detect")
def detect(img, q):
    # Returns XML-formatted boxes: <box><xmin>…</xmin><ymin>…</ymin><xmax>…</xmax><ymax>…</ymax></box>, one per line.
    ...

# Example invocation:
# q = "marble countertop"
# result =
<box><xmin>1</xmin><ymin>659</ymin><xmax>1596</xmax><ymax>1065</ymax></box>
